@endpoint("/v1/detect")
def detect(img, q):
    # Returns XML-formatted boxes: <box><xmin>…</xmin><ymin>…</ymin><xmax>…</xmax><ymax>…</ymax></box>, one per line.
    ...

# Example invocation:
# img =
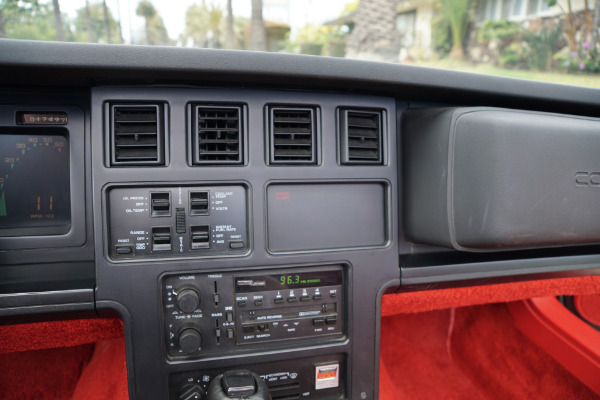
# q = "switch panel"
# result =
<box><xmin>106</xmin><ymin>184</ymin><xmax>248</xmax><ymax>260</ymax></box>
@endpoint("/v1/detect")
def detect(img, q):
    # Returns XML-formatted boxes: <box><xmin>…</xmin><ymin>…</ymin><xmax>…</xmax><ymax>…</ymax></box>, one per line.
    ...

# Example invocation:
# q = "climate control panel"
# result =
<box><xmin>162</xmin><ymin>265</ymin><xmax>346</xmax><ymax>360</ymax></box>
<box><xmin>106</xmin><ymin>184</ymin><xmax>248</xmax><ymax>260</ymax></box>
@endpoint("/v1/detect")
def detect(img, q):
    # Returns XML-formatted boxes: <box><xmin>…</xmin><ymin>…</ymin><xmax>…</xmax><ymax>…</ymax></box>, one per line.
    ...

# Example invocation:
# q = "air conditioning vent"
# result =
<box><xmin>110</xmin><ymin>104</ymin><xmax>165</xmax><ymax>166</ymax></box>
<box><xmin>340</xmin><ymin>109</ymin><xmax>383</xmax><ymax>165</ymax></box>
<box><xmin>269</xmin><ymin>107</ymin><xmax>316</xmax><ymax>164</ymax></box>
<box><xmin>192</xmin><ymin>106</ymin><xmax>242</xmax><ymax>165</ymax></box>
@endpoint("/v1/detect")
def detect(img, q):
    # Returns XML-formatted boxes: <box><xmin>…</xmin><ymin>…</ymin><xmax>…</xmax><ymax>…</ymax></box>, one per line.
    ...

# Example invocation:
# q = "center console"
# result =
<box><xmin>90</xmin><ymin>87</ymin><xmax>399</xmax><ymax>400</ymax></box>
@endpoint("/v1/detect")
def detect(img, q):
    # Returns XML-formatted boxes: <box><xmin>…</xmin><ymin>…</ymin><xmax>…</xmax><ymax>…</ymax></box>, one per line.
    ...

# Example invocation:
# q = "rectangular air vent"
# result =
<box><xmin>110</xmin><ymin>104</ymin><xmax>165</xmax><ymax>166</ymax></box>
<box><xmin>339</xmin><ymin>109</ymin><xmax>383</xmax><ymax>165</ymax></box>
<box><xmin>192</xmin><ymin>106</ymin><xmax>242</xmax><ymax>165</ymax></box>
<box><xmin>269</xmin><ymin>107</ymin><xmax>316</xmax><ymax>164</ymax></box>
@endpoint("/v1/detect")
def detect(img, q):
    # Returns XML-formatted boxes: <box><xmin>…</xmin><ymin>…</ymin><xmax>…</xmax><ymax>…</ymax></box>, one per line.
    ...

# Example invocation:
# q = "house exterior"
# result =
<box><xmin>341</xmin><ymin>0</ymin><xmax>595</xmax><ymax>62</ymax></box>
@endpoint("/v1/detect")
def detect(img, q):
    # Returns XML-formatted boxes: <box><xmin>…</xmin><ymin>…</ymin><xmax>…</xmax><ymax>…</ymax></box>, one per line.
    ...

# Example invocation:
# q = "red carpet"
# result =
<box><xmin>380</xmin><ymin>275</ymin><xmax>600</xmax><ymax>399</ymax></box>
<box><xmin>0</xmin><ymin>318</ymin><xmax>128</xmax><ymax>400</ymax></box>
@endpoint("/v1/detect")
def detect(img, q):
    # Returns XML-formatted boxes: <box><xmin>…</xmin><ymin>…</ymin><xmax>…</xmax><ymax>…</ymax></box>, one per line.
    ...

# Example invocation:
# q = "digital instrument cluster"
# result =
<box><xmin>0</xmin><ymin>129</ymin><xmax>71</xmax><ymax>236</ymax></box>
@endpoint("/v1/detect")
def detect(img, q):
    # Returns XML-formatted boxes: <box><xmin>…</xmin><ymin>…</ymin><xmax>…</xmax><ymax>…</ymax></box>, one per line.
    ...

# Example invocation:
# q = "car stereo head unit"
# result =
<box><xmin>162</xmin><ymin>265</ymin><xmax>346</xmax><ymax>360</ymax></box>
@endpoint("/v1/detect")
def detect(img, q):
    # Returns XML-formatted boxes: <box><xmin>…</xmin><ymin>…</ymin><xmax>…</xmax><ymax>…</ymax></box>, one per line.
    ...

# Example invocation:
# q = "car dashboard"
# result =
<box><xmin>1</xmin><ymin>39</ymin><xmax>600</xmax><ymax>400</ymax></box>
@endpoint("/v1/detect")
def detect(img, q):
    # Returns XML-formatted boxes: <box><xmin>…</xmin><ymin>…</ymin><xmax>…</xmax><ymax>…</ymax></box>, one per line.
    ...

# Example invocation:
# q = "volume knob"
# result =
<box><xmin>177</xmin><ymin>289</ymin><xmax>200</xmax><ymax>313</ymax></box>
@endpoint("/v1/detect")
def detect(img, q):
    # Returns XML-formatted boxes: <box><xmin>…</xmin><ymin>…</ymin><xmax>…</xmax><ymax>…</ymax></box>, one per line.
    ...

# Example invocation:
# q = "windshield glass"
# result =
<box><xmin>1</xmin><ymin>0</ymin><xmax>598</xmax><ymax>88</ymax></box>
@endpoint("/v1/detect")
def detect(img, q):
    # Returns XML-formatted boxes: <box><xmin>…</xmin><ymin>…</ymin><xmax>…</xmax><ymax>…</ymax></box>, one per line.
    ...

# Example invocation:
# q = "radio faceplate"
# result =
<box><xmin>162</xmin><ymin>266</ymin><xmax>346</xmax><ymax>360</ymax></box>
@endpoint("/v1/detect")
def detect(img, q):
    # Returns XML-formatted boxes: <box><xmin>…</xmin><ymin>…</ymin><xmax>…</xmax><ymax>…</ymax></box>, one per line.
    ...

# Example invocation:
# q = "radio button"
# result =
<box><xmin>237</xmin><ymin>300</ymin><xmax>247</xmax><ymax>307</ymax></box>
<box><xmin>274</xmin><ymin>297</ymin><xmax>284</xmax><ymax>304</ymax></box>
<box><xmin>243</xmin><ymin>325</ymin><xmax>255</xmax><ymax>333</ymax></box>
<box><xmin>300</xmin><ymin>295</ymin><xmax>310</xmax><ymax>302</ymax></box>
<box><xmin>226</xmin><ymin>328</ymin><xmax>234</xmax><ymax>339</ymax></box>
<box><xmin>326</xmin><ymin>317</ymin><xmax>337</xmax><ymax>325</ymax></box>
<box><xmin>226</xmin><ymin>312</ymin><xmax>234</xmax><ymax>322</ymax></box>
<box><xmin>313</xmin><ymin>294</ymin><xmax>323</xmax><ymax>301</ymax></box>
<box><xmin>287</xmin><ymin>297</ymin><xmax>298</xmax><ymax>303</ymax></box>
<box><xmin>313</xmin><ymin>318</ymin><xmax>325</xmax><ymax>326</ymax></box>
<box><xmin>257</xmin><ymin>324</ymin><xmax>269</xmax><ymax>332</ymax></box>
<box><xmin>254</xmin><ymin>299</ymin><xmax>263</xmax><ymax>306</ymax></box>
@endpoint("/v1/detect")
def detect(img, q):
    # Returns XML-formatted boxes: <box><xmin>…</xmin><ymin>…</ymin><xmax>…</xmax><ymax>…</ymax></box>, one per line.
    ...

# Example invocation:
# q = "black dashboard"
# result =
<box><xmin>1</xmin><ymin>39</ymin><xmax>600</xmax><ymax>400</ymax></box>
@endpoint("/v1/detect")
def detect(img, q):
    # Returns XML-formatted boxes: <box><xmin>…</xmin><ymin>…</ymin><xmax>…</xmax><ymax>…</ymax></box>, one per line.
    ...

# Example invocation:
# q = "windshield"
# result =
<box><xmin>1</xmin><ymin>0</ymin><xmax>598</xmax><ymax>88</ymax></box>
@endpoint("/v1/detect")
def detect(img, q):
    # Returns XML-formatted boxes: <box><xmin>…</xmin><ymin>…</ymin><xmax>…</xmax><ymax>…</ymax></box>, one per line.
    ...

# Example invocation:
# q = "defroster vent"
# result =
<box><xmin>110</xmin><ymin>104</ymin><xmax>165</xmax><ymax>166</ymax></box>
<box><xmin>339</xmin><ymin>109</ymin><xmax>383</xmax><ymax>164</ymax></box>
<box><xmin>269</xmin><ymin>107</ymin><xmax>316</xmax><ymax>164</ymax></box>
<box><xmin>192</xmin><ymin>106</ymin><xmax>242</xmax><ymax>164</ymax></box>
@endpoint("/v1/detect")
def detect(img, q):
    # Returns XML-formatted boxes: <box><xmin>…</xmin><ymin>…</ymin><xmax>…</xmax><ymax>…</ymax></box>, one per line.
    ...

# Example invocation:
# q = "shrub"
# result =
<box><xmin>522</xmin><ymin>26</ymin><xmax>562</xmax><ymax>71</ymax></box>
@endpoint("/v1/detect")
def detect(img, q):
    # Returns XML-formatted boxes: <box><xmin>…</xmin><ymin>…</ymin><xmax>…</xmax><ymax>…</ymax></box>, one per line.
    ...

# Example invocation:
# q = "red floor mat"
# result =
<box><xmin>380</xmin><ymin>303</ymin><xmax>600</xmax><ymax>399</ymax></box>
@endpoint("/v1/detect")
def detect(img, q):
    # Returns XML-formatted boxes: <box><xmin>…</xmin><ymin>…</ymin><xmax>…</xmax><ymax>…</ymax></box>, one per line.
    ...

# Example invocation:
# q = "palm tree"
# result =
<box><xmin>136</xmin><ymin>0</ymin><xmax>156</xmax><ymax>45</ymax></box>
<box><xmin>52</xmin><ymin>0</ymin><xmax>66</xmax><ymax>41</ymax></box>
<box><xmin>249</xmin><ymin>0</ymin><xmax>266</xmax><ymax>51</ymax></box>
<box><xmin>439</xmin><ymin>0</ymin><xmax>472</xmax><ymax>59</ymax></box>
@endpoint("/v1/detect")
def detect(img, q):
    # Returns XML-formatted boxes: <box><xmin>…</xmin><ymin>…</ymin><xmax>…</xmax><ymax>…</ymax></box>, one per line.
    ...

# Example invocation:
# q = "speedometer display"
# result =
<box><xmin>0</xmin><ymin>130</ymin><xmax>71</xmax><ymax>235</ymax></box>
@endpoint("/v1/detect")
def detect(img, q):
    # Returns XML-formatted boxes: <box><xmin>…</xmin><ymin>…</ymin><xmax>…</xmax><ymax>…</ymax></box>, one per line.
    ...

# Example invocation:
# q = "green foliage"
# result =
<box><xmin>73</xmin><ymin>2</ymin><xmax>121</xmax><ymax>44</ymax></box>
<box><xmin>431</xmin><ymin>14</ymin><xmax>452</xmax><ymax>57</ymax></box>
<box><xmin>289</xmin><ymin>24</ymin><xmax>350</xmax><ymax>56</ymax></box>
<box><xmin>500</xmin><ymin>42</ymin><xmax>527</xmax><ymax>68</ymax></box>
<box><xmin>0</xmin><ymin>0</ymin><xmax>59</xmax><ymax>41</ymax></box>
<box><xmin>182</xmin><ymin>2</ymin><xmax>224</xmax><ymax>48</ymax></box>
<box><xmin>477</xmin><ymin>20</ymin><xmax>520</xmax><ymax>43</ymax></box>
<box><xmin>522</xmin><ymin>25</ymin><xmax>562</xmax><ymax>70</ymax></box>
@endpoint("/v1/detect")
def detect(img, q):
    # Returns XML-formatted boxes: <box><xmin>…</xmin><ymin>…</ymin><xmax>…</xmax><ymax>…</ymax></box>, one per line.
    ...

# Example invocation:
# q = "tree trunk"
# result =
<box><xmin>249</xmin><ymin>0</ymin><xmax>267</xmax><ymax>51</ymax></box>
<box><xmin>0</xmin><ymin>8</ymin><xmax>6</xmax><ymax>39</ymax></box>
<box><xmin>85</xmin><ymin>0</ymin><xmax>96</xmax><ymax>42</ymax></box>
<box><xmin>52</xmin><ymin>0</ymin><xmax>66</xmax><ymax>41</ymax></box>
<box><xmin>593</xmin><ymin>0</ymin><xmax>600</xmax><ymax>53</ymax></box>
<box><xmin>103</xmin><ymin>0</ymin><xmax>111</xmax><ymax>43</ymax></box>
<box><xmin>565</xmin><ymin>0</ymin><xmax>577</xmax><ymax>52</ymax></box>
<box><xmin>226</xmin><ymin>0</ymin><xmax>235</xmax><ymax>49</ymax></box>
<box><xmin>583</xmin><ymin>0</ymin><xmax>593</xmax><ymax>41</ymax></box>
<box><xmin>346</xmin><ymin>0</ymin><xmax>400</xmax><ymax>62</ymax></box>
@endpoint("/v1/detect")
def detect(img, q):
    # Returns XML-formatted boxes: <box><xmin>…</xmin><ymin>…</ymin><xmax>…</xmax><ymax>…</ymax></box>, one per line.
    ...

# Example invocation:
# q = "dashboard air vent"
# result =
<box><xmin>269</xmin><ymin>107</ymin><xmax>316</xmax><ymax>164</ymax></box>
<box><xmin>192</xmin><ymin>106</ymin><xmax>242</xmax><ymax>165</ymax></box>
<box><xmin>340</xmin><ymin>109</ymin><xmax>383</xmax><ymax>165</ymax></box>
<box><xmin>110</xmin><ymin>104</ymin><xmax>164</xmax><ymax>166</ymax></box>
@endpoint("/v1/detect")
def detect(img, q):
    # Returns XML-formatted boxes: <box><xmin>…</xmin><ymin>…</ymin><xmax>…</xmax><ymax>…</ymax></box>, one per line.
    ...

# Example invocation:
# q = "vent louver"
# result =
<box><xmin>110</xmin><ymin>104</ymin><xmax>164</xmax><ymax>166</ymax></box>
<box><xmin>270</xmin><ymin>107</ymin><xmax>316</xmax><ymax>164</ymax></box>
<box><xmin>340</xmin><ymin>109</ymin><xmax>383</xmax><ymax>164</ymax></box>
<box><xmin>192</xmin><ymin>106</ymin><xmax>242</xmax><ymax>165</ymax></box>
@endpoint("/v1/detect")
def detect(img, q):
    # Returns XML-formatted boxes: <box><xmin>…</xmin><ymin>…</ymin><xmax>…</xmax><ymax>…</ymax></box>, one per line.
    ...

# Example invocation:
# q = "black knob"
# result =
<box><xmin>179</xmin><ymin>383</ymin><xmax>204</xmax><ymax>400</ymax></box>
<box><xmin>179</xmin><ymin>328</ymin><xmax>202</xmax><ymax>354</ymax></box>
<box><xmin>177</xmin><ymin>289</ymin><xmax>200</xmax><ymax>313</ymax></box>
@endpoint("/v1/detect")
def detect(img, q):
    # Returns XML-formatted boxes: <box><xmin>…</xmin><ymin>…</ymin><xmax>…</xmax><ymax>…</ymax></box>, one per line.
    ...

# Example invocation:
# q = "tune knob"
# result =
<box><xmin>178</xmin><ymin>328</ymin><xmax>202</xmax><ymax>354</ymax></box>
<box><xmin>177</xmin><ymin>288</ymin><xmax>200</xmax><ymax>313</ymax></box>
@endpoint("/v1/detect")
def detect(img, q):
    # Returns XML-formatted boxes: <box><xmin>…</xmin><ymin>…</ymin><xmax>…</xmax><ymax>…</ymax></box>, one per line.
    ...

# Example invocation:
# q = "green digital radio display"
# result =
<box><xmin>235</xmin><ymin>270</ymin><xmax>342</xmax><ymax>293</ymax></box>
